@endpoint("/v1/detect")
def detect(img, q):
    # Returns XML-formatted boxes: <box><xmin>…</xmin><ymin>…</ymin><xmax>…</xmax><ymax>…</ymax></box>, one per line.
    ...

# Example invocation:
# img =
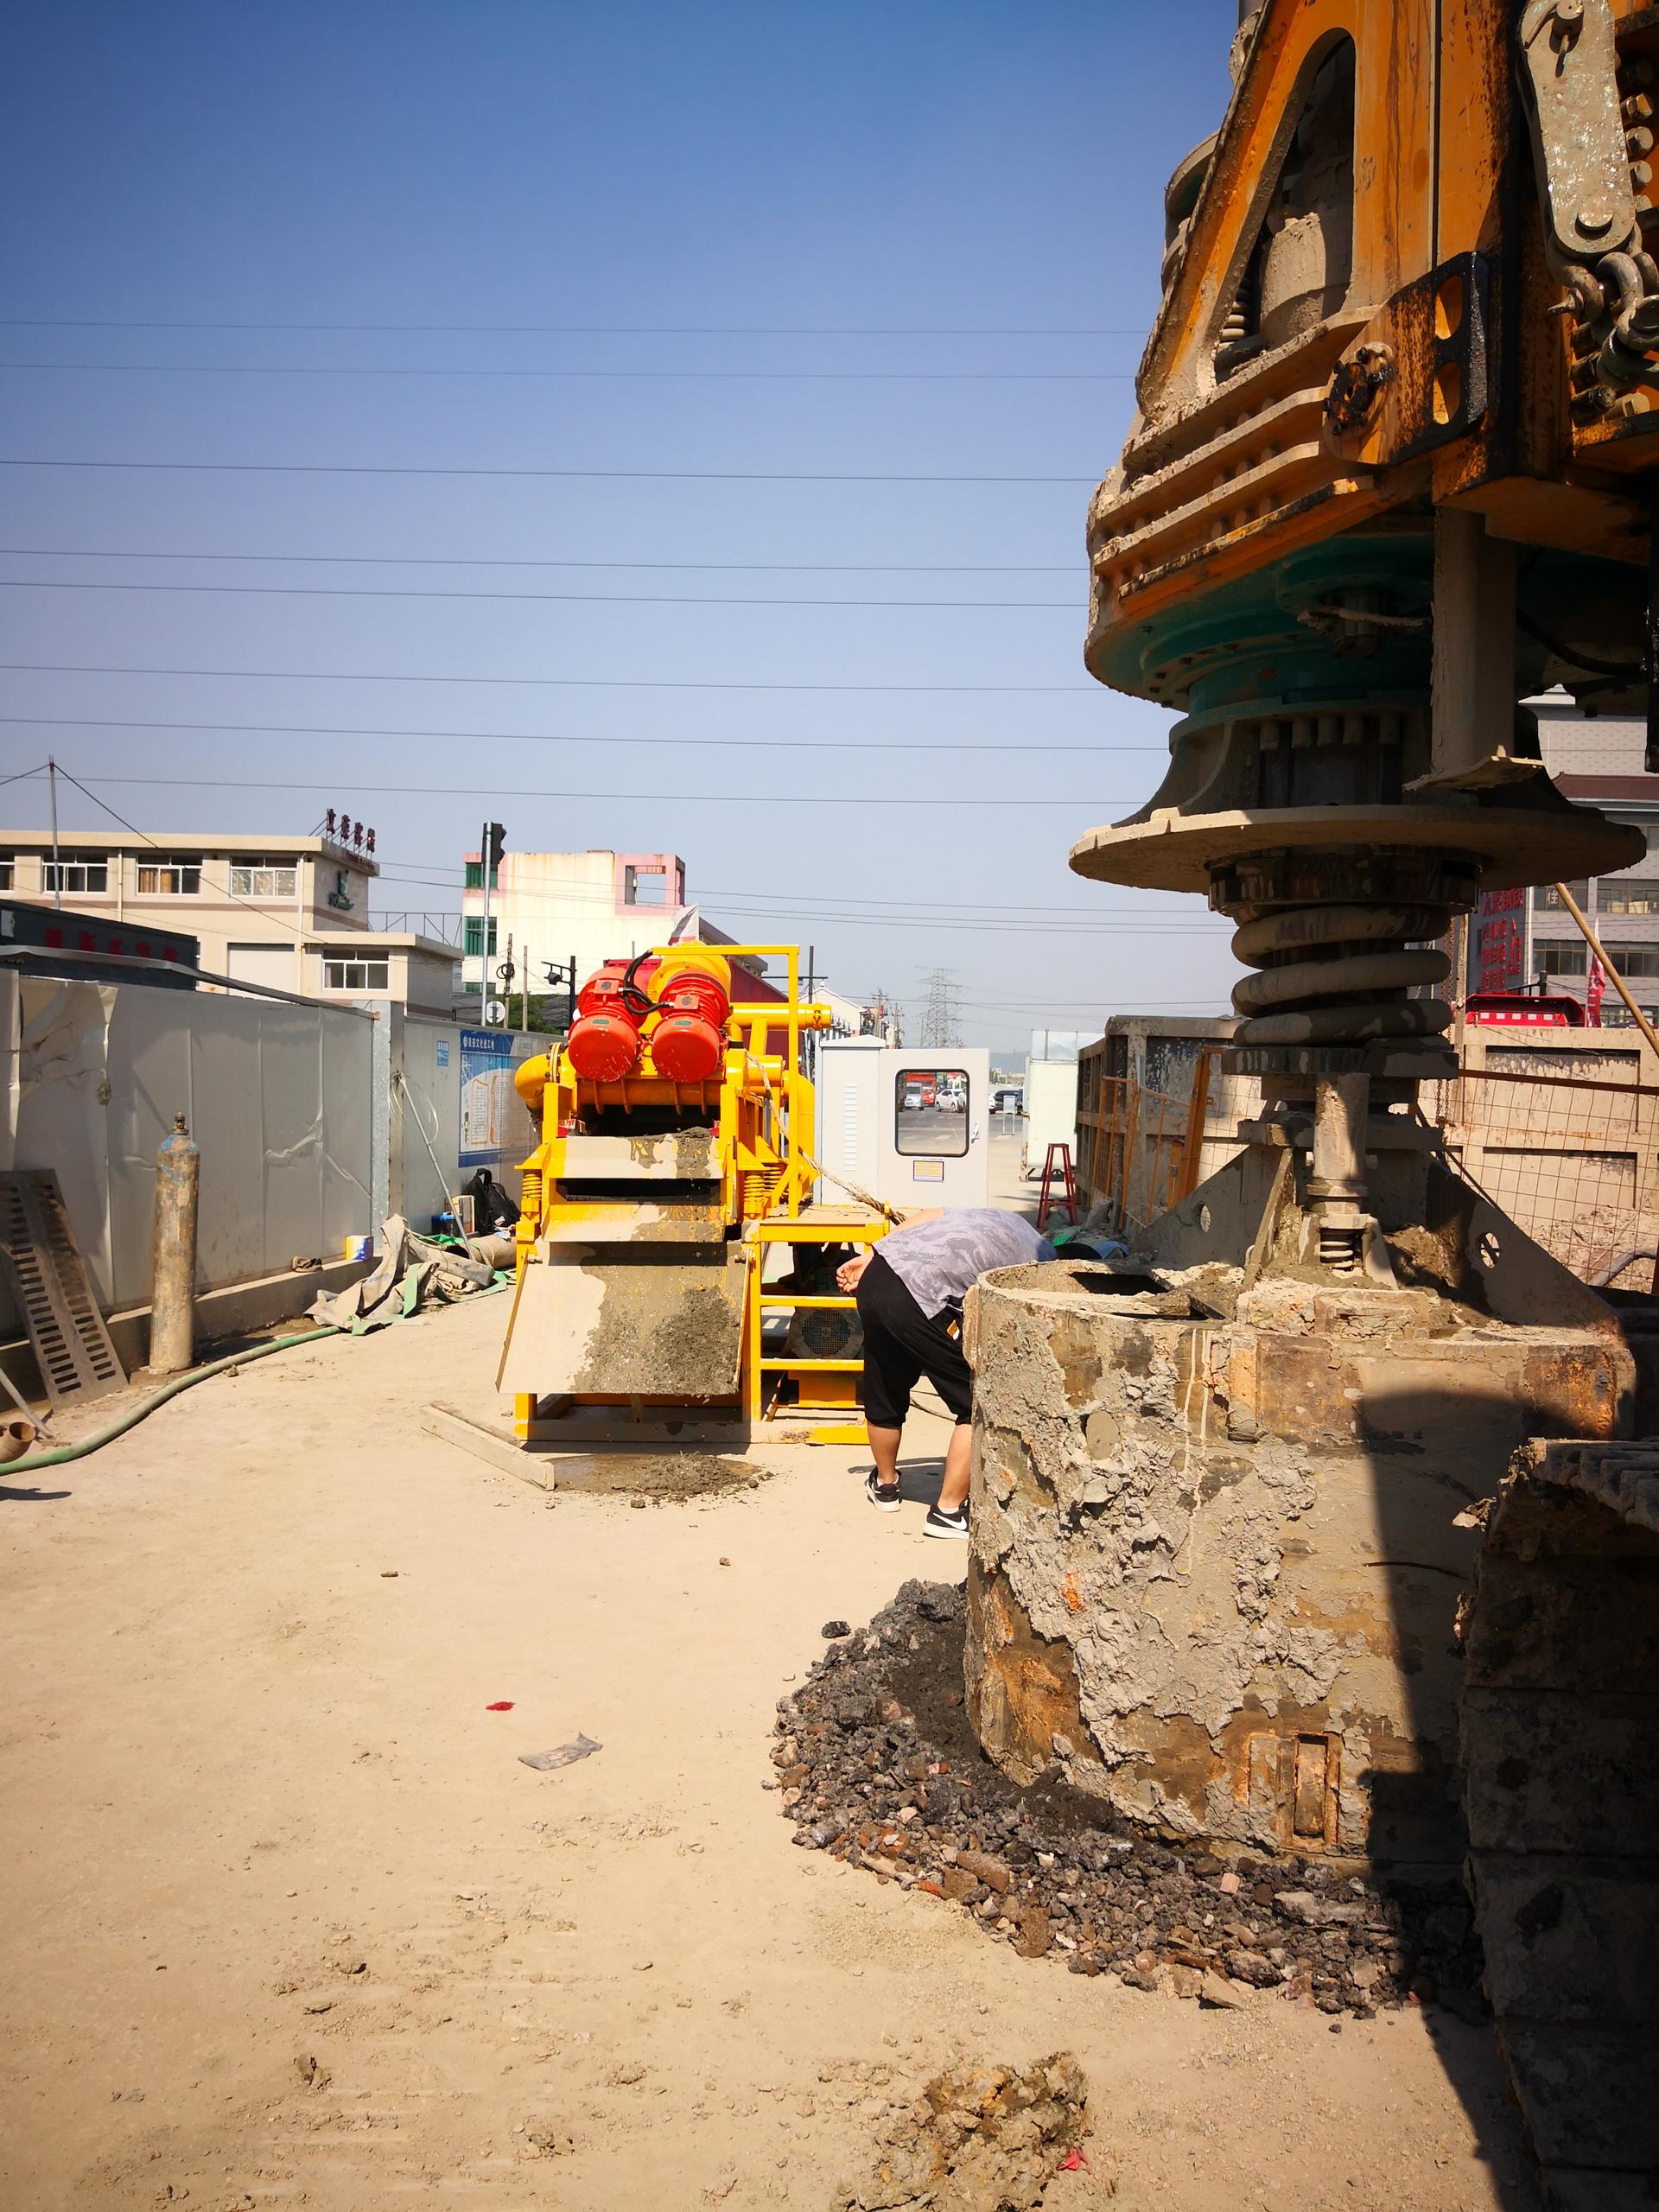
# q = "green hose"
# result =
<box><xmin>0</xmin><ymin>1326</ymin><xmax>339</xmax><ymax>1475</ymax></box>
<box><xmin>1</xmin><ymin>1268</ymin><xmax>512</xmax><ymax>1478</ymax></box>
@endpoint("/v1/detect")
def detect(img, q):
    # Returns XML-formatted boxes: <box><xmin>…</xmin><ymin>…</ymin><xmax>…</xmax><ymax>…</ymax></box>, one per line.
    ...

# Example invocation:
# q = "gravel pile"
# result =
<box><xmin>772</xmin><ymin>1580</ymin><xmax>1484</xmax><ymax>2021</ymax></box>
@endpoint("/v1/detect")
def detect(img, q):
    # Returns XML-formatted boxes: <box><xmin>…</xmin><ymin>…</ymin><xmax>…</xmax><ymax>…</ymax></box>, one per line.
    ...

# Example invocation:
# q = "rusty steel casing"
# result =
<box><xmin>148</xmin><ymin>1113</ymin><xmax>200</xmax><ymax>1377</ymax></box>
<box><xmin>963</xmin><ymin>1258</ymin><xmax>1630</xmax><ymax>1866</ymax></box>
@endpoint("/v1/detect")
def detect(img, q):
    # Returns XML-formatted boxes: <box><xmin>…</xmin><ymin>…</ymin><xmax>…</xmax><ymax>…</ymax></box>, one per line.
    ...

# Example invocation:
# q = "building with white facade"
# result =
<box><xmin>456</xmin><ymin>844</ymin><xmax>905</xmax><ymax>1044</ymax></box>
<box><xmin>1519</xmin><ymin>699</ymin><xmax>1659</xmax><ymax>1023</ymax></box>
<box><xmin>0</xmin><ymin>829</ymin><xmax>460</xmax><ymax>1014</ymax></box>
<box><xmin>461</xmin><ymin>848</ymin><xmax>727</xmax><ymax>1006</ymax></box>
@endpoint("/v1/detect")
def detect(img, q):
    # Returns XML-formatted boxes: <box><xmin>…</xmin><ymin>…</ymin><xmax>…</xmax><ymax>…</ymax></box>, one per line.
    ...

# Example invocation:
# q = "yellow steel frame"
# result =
<box><xmin>508</xmin><ymin>944</ymin><xmax>877</xmax><ymax>1443</ymax></box>
<box><xmin>745</xmin><ymin>1207</ymin><xmax>891</xmax><ymax>1446</ymax></box>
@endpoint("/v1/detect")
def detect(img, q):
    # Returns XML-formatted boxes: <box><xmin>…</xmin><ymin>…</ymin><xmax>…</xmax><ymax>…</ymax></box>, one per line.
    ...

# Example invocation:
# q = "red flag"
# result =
<box><xmin>1587</xmin><ymin>957</ymin><xmax>1606</xmax><ymax>1025</ymax></box>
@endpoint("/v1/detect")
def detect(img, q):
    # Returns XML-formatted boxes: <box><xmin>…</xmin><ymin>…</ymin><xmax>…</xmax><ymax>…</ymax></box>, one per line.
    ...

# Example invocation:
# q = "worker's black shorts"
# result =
<box><xmin>855</xmin><ymin>1250</ymin><xmax>974</xmax><ymax>1428</ymax></box>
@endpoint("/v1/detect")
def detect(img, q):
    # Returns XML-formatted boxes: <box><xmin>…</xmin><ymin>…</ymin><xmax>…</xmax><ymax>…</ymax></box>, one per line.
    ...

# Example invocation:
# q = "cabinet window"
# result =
<box><xmin>42</xmin><ymin>856</ymin><xmax>108</xmax><ymax>893</ymax></box>
<box><xmin>136</xmin><ymin>856</ymin><xmax>201</xmax><ymax>895</ymax></box>
<box><xmin>893</xmin><ymin>1067</ymin><xmax>970</xmax><ymax>1157</ymax></box>
<box><xmin>230</xmin><ymin>858</ymin><xmax>297</xmax><ymax>897</ymax></box>
<box><xmin>323</xmin><ymin>958</ymin><xmax>390</xmax><ymax>991</ymax></box>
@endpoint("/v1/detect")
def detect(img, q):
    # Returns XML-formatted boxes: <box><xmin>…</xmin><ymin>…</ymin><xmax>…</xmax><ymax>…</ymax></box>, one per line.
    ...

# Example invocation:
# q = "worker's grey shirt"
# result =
<box><xmin>878</xmin><ymin>1209</ymin><xmax>1057</xmax><ymax>1320</ymax></box>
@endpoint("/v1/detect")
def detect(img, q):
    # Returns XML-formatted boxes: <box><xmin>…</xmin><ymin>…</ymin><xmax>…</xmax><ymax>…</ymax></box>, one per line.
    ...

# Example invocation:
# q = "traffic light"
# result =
<box><xmin>485</xmin><ymin>821</ymin><xmax>505</xmax><ymax>872</ymax></box>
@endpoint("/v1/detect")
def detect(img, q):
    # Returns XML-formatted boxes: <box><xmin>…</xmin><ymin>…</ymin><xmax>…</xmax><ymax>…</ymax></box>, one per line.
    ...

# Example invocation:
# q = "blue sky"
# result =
<box><xmin>2</xmin><ymin>0</ymin><xmax>1242</xmax><ymax>1048</ymax></box>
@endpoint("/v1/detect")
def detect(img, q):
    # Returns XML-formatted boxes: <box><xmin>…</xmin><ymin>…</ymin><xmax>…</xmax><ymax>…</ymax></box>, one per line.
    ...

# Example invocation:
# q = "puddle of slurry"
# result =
<box><xmin>551</xmin><ymin>1452</ymin><xmax>767</xmax><ymax>1504</ymax></box>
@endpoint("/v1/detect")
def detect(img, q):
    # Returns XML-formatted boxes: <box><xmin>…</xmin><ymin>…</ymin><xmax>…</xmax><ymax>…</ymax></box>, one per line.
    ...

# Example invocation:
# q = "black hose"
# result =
<box><xmin>618</xmin><ymin>950</ymin><xmax>662</xmax><ymax>1019</ymax></box>
<box><xmin>1516</xmin><ymin>609</ymin><xmax>1643</xmax><ymax>682</ymax></box>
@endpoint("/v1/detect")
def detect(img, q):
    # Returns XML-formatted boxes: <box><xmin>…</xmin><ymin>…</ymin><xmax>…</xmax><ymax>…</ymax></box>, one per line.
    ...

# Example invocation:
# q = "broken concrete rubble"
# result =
<box><xmin>830</xmin><ymin>2051</ymin><xmax>1090</xmax><ymax>2212</ymax></box>
<box><xmin>775</xmin><ymin>1581</ymin><xmax>1484</xmax><ymax>2019</ymax></box>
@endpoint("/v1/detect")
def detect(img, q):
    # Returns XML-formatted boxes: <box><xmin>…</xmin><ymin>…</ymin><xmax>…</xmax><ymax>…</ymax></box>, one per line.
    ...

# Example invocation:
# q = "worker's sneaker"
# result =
<box><xmin>865</xmin><ymin>1470</ymin><xmax>903</xmax><ymax>1512</ymax></box>
<box><xmin>924</xmin><ymin>1502</ymin><xmax>969</xmax><ymax>1541</ymax></box>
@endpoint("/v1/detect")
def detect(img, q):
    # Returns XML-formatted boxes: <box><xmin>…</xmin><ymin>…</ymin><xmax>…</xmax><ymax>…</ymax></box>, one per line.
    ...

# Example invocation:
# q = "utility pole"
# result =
<box><xmin>499</xmin><ymin>932</ymin><xmax>516</xmax><ymax>1027</ymax></box>
<box><xmin>479</xmin><ymin>819</ymin><xmax>504</xmax><ymax>1022</ymax></box>
<box><xmin>48</xmin><ymin>757</ymin><xmax>60</xmax><ymax>910</ymax></box>
<box><xmin>520</xmin><ymin>942</ymin><xmax>530</xmax><ymax>1033</ymax></box>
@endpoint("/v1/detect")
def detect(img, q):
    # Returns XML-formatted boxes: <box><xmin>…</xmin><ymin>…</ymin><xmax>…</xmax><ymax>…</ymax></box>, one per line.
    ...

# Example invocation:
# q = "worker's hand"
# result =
<box><xmin>836</xmin><ymin>1254</ymin><xmax>872</xmax><ymax>1294</ymax></box>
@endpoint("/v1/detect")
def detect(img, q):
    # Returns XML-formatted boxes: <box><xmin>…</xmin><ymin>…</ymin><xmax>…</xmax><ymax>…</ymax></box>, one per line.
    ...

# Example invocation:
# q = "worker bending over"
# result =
<box><xmin>836</xmin><ymin>1209</ymin><xmax>1057</xmax><ymax>1540</ymax></box>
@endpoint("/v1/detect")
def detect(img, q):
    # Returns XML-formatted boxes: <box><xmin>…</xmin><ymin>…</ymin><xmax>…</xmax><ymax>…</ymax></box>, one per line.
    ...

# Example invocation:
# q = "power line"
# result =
<box><xmin>365</xmin><ymin>885</ymin><xmax>1221</xmax><ymax>936</ymax></box>
<box><xmin>53</xmin><ymin>771</ymin><xmax>1139</xmax><ymax>808</ymax></box>
<box><xmin>0</xmin><ymin>713</ymin><xmax>1162</xmax><ymax>756</ymax></box>
<box><xmin>0</xmin><ymin>659</ymin><xmax>1102</xmax><ymax>695</ymax></box>
<box><xmin>950</xmin><ymin>995</ymin><xmax>1231</xmax><ymax>1010</ymax></box>
<box><xmin>902</xmin><ymin>995</ymin><xmax>1230</xmax><ymax>1011</ymax></box>
<box><xmin>43</xmin><ymin>762</ymin><xmax>327</xmax><ymax>947</ymax></box>
<box><xmin>0</xmin><ymin>318</ymin><xmax>1151</xmax><ymax>336</ymax></box>
<box><xmin>0</xmin><ymin>577</ymin><xmax>1079</xmax><ymax>611</ymax></box>
<box><xmin>369</xmin><ymin>867</ymin><xmax>1202</xmax><ymax>918</ymax></box>
<box><xmin>0</xmin><ymin>359</ymin><xmax>1131</xmax><ymax>384</ymax></box>
<box><xmin>0</xmin><ymin>544</ymin><xmax>1078</xmax><ymax>575</ymax></box>
<box><xmin>0</xmin><ymin>457</ymin><xmax>1096</xmax><ymax>486</ymax></box>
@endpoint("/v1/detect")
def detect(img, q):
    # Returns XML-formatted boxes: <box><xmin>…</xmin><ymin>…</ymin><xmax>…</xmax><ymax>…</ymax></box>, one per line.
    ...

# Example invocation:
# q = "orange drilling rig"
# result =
<box><xmin>963</xmin><ymin>5</ymin><xmax>1659</xmax><ymax>2198</ymax></box>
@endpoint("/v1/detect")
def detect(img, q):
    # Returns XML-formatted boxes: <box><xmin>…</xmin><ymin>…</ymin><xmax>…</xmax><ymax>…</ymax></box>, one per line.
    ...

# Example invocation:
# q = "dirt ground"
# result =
<box><xmin>0</xmin><ymin>1286</ymin><xmax>1540</xmax><ymax>2211</ymax></box>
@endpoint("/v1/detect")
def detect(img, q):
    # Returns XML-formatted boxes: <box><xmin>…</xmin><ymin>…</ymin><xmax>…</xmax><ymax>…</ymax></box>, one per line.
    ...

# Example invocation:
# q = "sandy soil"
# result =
<box><xmin>0</xmin><ymin>1287</ymin><xmax>1540</xmax><ymax>2211</ymax></box>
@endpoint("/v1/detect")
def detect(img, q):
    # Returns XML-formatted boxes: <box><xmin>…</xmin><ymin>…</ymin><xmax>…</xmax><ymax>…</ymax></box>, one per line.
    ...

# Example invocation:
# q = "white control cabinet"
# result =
<box><xmin>815</xmin><ymin>1043</ymin><xmax>991</xmax><ymax>1211</ymax></box>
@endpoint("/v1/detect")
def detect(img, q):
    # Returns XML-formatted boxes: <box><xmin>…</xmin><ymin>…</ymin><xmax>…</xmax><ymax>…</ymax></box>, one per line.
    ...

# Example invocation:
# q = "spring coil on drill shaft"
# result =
<box><xmin>1211</xmin><ymin>849</ymin><xmax>1477</xmax><ymax>1052</ymax></box>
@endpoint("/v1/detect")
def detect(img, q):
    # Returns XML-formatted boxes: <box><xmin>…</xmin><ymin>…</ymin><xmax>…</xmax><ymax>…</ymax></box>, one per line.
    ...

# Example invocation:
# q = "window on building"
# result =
<box><xmin>323</xmin><ymin>958</ymin><xmax>390</xmax><ymax>991</ymax></box>
<box><xmin>1600</xmin><ymin>877</ymin><xmax>1659</xmax><ymax>914</ymax></box>
<box><xmin>1536</xmin><ymin>943</ymin><xmax>1587</xmax><ymax>976</ymax></box>
<box><xmin>625</xmin><ymin>863</ymin><xmax>667</xmax><ymax>906</ymax></box>
<box><xmin>464</xmin><ymin>861</ymin><xmax>498</xmax><ymax>890</ymax></box>
<box><xmin>463</xmin><ymin>917</ymin><xmax>499</xmax><ymax>957</ymax></box>
<box><xmin>893</xmin><ymin>1068</ymin><xmax>971</xmax><ymax>1158</ymax></box>
<box><xmin>1616</xmin><ymin>948</ymin><xmax>1659</xmax><ymax>980</ymax></box>
<box><xmin>0</xmin><ymin>856</ymin><xmax>12</xmax><ymax>891</ymax></box>
<box><xmin>42</xmin><ymin>856</ymin><xmax>108</xmax><ymax>893</ymax></box>
<box><xmin>1535</xmin><ymin>880</ymin><xmax>1589</xmax><ymax>912</ymax></box>
<box><xmin>135</xmin><ymin>856</ymin><xmax>201</xmax><ymax>895</ymax></box>
<box><xmin>229</xmin><ymin>857</ymin><xmax>298</xmax><ymax>898</ymax></box>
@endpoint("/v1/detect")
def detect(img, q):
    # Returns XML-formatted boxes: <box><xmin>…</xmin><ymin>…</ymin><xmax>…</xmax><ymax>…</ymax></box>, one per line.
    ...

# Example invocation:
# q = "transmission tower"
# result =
<box><xmin>918</xmin><ymin>968</ymin><xmax>961</xmax><ymax>1049</ymax></box>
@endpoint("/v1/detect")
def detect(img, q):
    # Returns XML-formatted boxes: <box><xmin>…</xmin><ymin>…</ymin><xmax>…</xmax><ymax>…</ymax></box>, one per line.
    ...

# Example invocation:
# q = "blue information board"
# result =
<box><xmin>458</xmin><ymin>1028</ymin><xmax>518</xmax><ymax>1168</ymax></box>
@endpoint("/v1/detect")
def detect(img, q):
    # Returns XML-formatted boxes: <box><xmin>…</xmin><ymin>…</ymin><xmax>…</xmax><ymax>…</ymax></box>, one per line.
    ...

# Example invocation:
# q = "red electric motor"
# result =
<box><xmin>565</xmin><ymin>957</ymin><xmax>658</xmax><ymax>1080</ymax></box>
<box><xmin>647</xmin><ymin>950</ymin><xmax>733</xmax><ymax>1083</ymax></box>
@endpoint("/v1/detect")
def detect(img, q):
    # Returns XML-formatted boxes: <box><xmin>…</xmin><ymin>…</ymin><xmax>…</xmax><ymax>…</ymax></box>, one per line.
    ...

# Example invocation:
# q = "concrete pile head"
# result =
<box><xmin>963</xmin><ymin>1255</ymin><xmax>1631</xmax><ymax>1868</ymax></box>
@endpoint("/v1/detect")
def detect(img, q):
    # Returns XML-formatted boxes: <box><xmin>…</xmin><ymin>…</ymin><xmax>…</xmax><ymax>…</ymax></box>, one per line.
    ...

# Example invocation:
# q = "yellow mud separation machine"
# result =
<box><xmin>498</xmin><ymin>944</ymin><xmax>887</xmax><ymax>1446</ymax></box>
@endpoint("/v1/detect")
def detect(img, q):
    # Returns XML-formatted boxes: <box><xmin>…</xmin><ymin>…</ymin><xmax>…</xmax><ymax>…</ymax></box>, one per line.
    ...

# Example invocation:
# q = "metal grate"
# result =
<box><xmin>0</xmin><ymin>1170</ymin><xmax>125</xmax><ymax>1408</ymax></box>
<box><xmin>1421</xmin><ymin>1067</ymin><xmax>1658</xmax><ymax>1287</ymax></box>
